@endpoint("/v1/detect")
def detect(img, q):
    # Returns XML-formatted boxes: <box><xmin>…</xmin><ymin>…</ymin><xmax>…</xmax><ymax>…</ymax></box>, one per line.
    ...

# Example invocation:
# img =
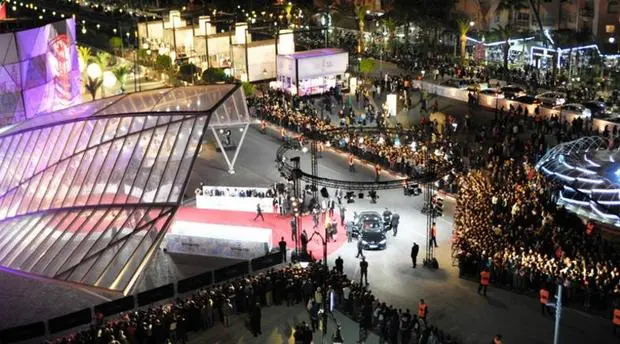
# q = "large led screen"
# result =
<box><xmin>0</xmin><ymin>19</ymin><xmax>81</xmax><ymax>125</ymax></box>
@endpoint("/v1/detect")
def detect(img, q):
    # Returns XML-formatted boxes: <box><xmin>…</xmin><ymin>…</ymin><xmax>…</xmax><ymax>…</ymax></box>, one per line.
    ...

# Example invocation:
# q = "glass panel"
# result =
<box><xmin>88</xmin><ymin>139</ymin><xmax>123</xmax><ymax>205</ymax></box>
<box><xmin>43</xmin><ymin>123</ymin><xmax>73</xmax><ymax>173</ymax></box>
<box><xmin>86</xmin><ymin>119</ymin><xmax>107</xmax><ymax>149</ymax></box>
<box><xmin>0</xmin><ymin>216</ymin><xmax>36</xmax><ymax>256</ymax></box>
<box><xmin>76</xmin><ymin>142</ymin><xmax>111</xmax><ymax>206</ymax></box>
<box><xmin>51</xmin><ymin>152</ymin><xmax>85</xmax><ymax>209</ymax></box>
<box><xmin>1</xmin><ymin>214</ymin><xmax>54</xmax><ymax>267</ymax></box>
<box><xmin>17</xmin><ymin>174</ymin><xmax>42</xmax><ymax>215</ymax></box>
<box><xmin>142</xmin><ymin>122</ymin><xmax>181</xmax><ymax>203</ymax></box>
<box><xmin>80</xmin><ymin>208</ymin><xmax>155</xmax><ymax>285</ymax></box>
<box><xmin>60</xmin><ymin>121</ymin><xmax>84</xmax><ymax>160</ymax></box>
<box><xmin>26</xmin><ymin>211</ymin><xmax>80</xmax><ymax>273</ymax></box>
<box><xmin>62</xmin><ymin>149</ymin><xmax>96</xmax><ymax>207</ymax></box>
<box><xmin>72</xmin><ymin>120</ymin><xmax>95</xmax><ymax>156</ymax></box>
<box><xmin>114</xmin><ymin>123</ymin><xmax>158</xmax><ymax>204</ymax></box>
<box><xmin>57</xmin><ymin>208</ymin><xmax>117</xmax><ymax>276</ymax></box>
<box><xmin>0</xmin><ymin>214</ymin><xmax>45</xmax><ymax>264</ymax></box>
<box><xmin>43</xmin><ymin>209</ymin><xmax>105</xmax><ymax>277</ymax></box>
<box><xmin>116</xmin><ymin>117</ymin><xmax>132</xmax><ymax>137</ymax></box>
<box><xmin>0</xmin><ymin>135</ymin><xmax>21</xmax><ymax>194</ymax></box>
<box><xmin>101</xmin><ymin>117</ymin><xmax>120</xmax><ymax>142</ymax></box>
<box><xmin>34</xmin><ymin>126</ymin><xmax>60</xmax><ymax>175</ymax></box>
<box><xmin>39</xmin><ymin>159</ymin><xmax>69</xmax><ymax>210</ymax></box>
<box><xmin>22</xmin><ymin>128</ymin><xmax>49</xmax><ymax>184</ymax></box>
<box><xmin>34</xmin><ymin>209</ymin><xmax>92</xmax><ymax>276</ymax></box>
<box><xmin>105</xmin><ymin>133</ymin><xmax>137</xmax><ymax>201</ymax></box>
<box><xmin>1</xmin><ymin>132</ymin><xmax>32</xmax><ymax>194</ymax></box>
<box><xmin>155</xmin><ymin>119</ymin><xmax>193</xmax><ymax>202</ymax></box>
<box><xmin>104</xmin><ymin>214</ymin><xmax>169</xmax><ymax>289</ymax></box>
<box><xmin>0</xmin><ymin>136</ymin><xmax>15</xmax><ymax>191</ymax></box>
<box><xmin>18</xmin><ymin>213</ymin><xmax>70</xmax><ymax>271</ymax></box>
<box><xmin>130</xmin><ymin>126</ymin><xmax>166</xmax><ymax>202</ymax></box>
<box><xmin>66</xmin><ymin>208</ymin><xmax>137</xmax><ymax>282</ymax></box>
<box><xmin>0</xmin><ymin>188</ymin><xmax>17</xmax><ymax>219</ymax></box>
<box><xmin>169</xmin><ymin>116</ymin><xmax>207</xmax><ymax>202</ymax></box>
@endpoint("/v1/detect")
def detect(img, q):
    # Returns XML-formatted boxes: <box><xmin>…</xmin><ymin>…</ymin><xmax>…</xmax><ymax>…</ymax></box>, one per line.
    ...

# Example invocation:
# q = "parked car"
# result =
<box><xmin>479</xmin><ymin>88</ymin><xmax>504</xmax><ymax>98</ymax></box>
<box><xmin>500</xmin><ymin>86</ymin><xmax>526</xmax><ymax>99</ymax></box>
<box><xmin>514</xmin><ymin>95</ymin><xmax>541</xmax><ymax>105</ymax></box>
<box><xmin>359</xmin><ymin>227</ymin><xmax>387</xmax><ymax>250</ymax></box>
<box><xmin>582</xmin><ymin>101</ymin><xmax>609</xmax><ymax>116</ymax></box>
<box><xmin>351</xmin><ymin>211</ymin><xmax>384</xmax><ymax>238</ymax></box>
<box><xmin>535</xmin><ymin>91</ymin><xmax>567</xmax><ymax>107</ymax></box>
<box><xmin>561</xmin><ymin>103</ymin><xmax>592</xmax><ymax>118</ymax></box>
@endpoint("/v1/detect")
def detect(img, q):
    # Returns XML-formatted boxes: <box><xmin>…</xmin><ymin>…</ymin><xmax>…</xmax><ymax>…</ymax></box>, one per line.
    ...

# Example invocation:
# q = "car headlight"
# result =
<box><xmin>361</xmin><ymin>240</ymin><xmax>368</xmax><ymax>245</ymax></box>
<box><xmin>379</xmin><ymin>239</ymin><xmax>387</xmax><ymax>245</ymax></box>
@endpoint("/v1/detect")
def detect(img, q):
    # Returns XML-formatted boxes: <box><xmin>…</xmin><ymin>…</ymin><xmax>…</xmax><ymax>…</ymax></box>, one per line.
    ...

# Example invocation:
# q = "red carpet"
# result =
<box><xmin>174</xmin><ymin>207</ymin><xmax>347</xmax><ymax>259</ymax></box>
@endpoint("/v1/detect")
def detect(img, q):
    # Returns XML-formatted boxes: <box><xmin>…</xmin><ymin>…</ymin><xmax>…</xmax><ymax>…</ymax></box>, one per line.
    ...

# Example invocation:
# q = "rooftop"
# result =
<box><xmin>280</xmin><ymin>48</ymin><xmax>347</xmax><ymax>60</ymax></box>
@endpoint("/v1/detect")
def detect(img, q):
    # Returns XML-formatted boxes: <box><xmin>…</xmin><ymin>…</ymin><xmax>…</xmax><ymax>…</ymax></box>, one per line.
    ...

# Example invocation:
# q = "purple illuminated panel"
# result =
<box><xmin>0</xmin><ymin>19</ymin><xmax>81</xmax><ymax>125</ymax></box>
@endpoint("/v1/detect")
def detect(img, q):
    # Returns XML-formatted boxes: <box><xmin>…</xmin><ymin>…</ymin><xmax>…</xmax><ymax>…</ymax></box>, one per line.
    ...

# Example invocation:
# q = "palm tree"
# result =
<box><xmin>77</xmin><ymin>46</ymin><xmax>91</xmax><ymax>71</ymax></box>
<box><xmin>85</xmin><ymin>77</ymin><xmax>103</xmax><ymax>100</ymax></box>
<box><xmin>354</xmin><ymin>3</ymin><xmax>369</xmax><ymax>53</ymax></box>
<box><xmin>496</xmin><ymin>0</ymin><xmax>528</xmax><ymax>27</ymax></box>
<box><xmin>113</xmin><ymin>65</ymin><xmax>130</xmax><ymax>93</ymax></box>
<box><xmin>456</xmin><ymin>19</ymin><xmax>472</xmax><ymax>64</ymax></box>
<box><xmin>284</xmin><ymin>3</ymin><xmax>293</xmax><ymax>26</ymax></box>
<box><xmin>490</xmin><ymin>25</ymin><xmax>513</xmax><ymax>80</ymax></box>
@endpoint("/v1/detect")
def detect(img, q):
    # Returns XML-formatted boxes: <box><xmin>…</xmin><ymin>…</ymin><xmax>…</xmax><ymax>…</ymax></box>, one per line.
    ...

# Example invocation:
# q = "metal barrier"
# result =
<box><xmin>0</xmin><ymin>252</ymin><xmax>283</xmax><ymax>344</ymax></box>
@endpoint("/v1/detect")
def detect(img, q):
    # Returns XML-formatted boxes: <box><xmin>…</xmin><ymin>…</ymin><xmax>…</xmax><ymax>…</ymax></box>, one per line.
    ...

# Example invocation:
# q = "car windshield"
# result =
<box><xmin>362</xmin><ymin>220</ymin><xmax>382</xmax><ymax>231</ymax></box>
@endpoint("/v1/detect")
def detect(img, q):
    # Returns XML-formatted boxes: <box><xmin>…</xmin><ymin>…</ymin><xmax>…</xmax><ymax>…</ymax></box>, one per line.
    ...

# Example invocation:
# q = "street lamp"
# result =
<box><xmin>609</xmin><ymin>37</ymin><xmax>616</xmax><ymax>44</ymax></box>
<box><xmin>469</xmin><ymin>21</ymin><xmax>475</xmax><ymax>27</ymax></box>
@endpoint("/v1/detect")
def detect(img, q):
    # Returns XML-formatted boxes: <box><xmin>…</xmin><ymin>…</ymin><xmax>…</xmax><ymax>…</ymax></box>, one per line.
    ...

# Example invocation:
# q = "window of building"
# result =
<box><xmin>606</xmin><ymin>25</ymin><xmax>616</xmax><ymax>33</ymax></box>
<box><xmin>609</xmin><ymin>0</ymin><xmax>619</xmax><ymax>13</ymax></box>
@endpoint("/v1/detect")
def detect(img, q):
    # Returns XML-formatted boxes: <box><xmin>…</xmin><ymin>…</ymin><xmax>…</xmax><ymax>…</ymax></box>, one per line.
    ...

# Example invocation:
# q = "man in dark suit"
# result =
<box><xmin>411</xmin><ymin>242</ymin><xmax>419</xmax><ymax>268</ymax></box>
<box><xmin>278</xmin><ymin>237</ymin><xmax>287</xmax><ymax>262</ymax></box>
<box><xmin>360</xmin><ymin>257</ymin><xmax>369</xmax><ymax>285</ymax></box>
<box><xmin>335</xmin><ymin>256</ymin><xmax>343</xmax><ymax>274</ymax></box>
<box><xmin>250</xmin><ymin>302</ymin><xmax>262</xmax><ymax>336</ymax></box>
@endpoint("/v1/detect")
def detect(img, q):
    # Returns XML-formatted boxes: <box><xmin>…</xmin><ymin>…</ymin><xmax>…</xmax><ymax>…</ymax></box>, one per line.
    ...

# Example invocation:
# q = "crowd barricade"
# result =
<box><xmin>195</xmin><ymin>185</ymin><xmax>276</xmax><ymax>213</ymax></box>
<box><xmin>0</xmin><ymin>252</ymin><xmax>285</xmax><ymax>344</ymax></box>
<box><xmin>47</xmin><ymin>309</ymin><xmax>92</xmax><ymax>335</ymax></box>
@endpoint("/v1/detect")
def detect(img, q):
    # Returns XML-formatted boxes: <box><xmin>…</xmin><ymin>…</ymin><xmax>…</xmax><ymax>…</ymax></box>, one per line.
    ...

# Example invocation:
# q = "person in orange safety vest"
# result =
<box><xmin>613</xmin><ymin>308</ymin><xmax>620</xmax><ymax>336</ymax></box>
<box><xmin>539</xmin><ymin>286</ymin><xmax>551</xmax><ymax>316</ymax></box>
<box><xmin>374</xmin><ymin>164</ymin><xmax>381</xmax><ymax>181</ymax></box>
<box><xmin>418</xmin><ymin>299</ymin><xmax>428</xmax><ymax>325</ymax></box>
<box><xmin>586</xmin><ymin>221</ymin><xmax>594</xmax><ymax>236</ymax></box>
<box><xmin>492</xmin><ymin>334</ymin><xmax>503</xmax><ymax>344</ymax></box>
<box><xmin>478</xmin><ymin>268</ymin><xmax>490</xmax><ymax>296</ymax></box>
<box><xmin>280</xmin><ymin>128</ymin><xmax>285</xmax><ymax>141</ymax></box>
<box><xmin>348</xmin><ymin>154</ymin><xmax>355</xmax><ymax>172</ymax></box>
<box><xmin>260</xmin><ymin>120</ymin><xmax>266</xmax><ymax>133</ymax></box>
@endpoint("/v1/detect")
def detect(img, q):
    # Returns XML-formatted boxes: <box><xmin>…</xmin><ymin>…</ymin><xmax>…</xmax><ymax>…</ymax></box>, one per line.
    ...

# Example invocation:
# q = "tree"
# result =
<box><xmin>155</xmin><ymin>54</ymin><xmax>173</xmax><ymax>72</ymax></box>
<box><xmin>382</xmin><ymin>17</ymin><xmax>397</xmax><ymax>53</ymax></box>
<box><xmin>113</xmin><ymin>65</ymin><xmax>130</xmax><ymax>92</ymax></box>
<box><xmin>109</xmin><ymin>36</ymin><xmax>122</xmax><ymax>51</ymax></box>
<box><xmin>456</xmin><ymin>19</ymin><xmax>472</xmax><ymax>64</ymax></box>
<box><xmin>354</xmin><ymin>4</ymin><xmax>369</xmax><ymax>53</ymax></box>
<box><xmin>93</xmin><ymin>51</ymin><xmax>111</xmax><ymax>72</ymax></box>
<box><xmin>241</xmin><ymin>81</ymin><xmax>255</xmax><ymax>97</ymax></box>
<box><xmin>202</xmin><ymin>68</ymin><xmax>227</xmax><ymax>83</ymax></box>
<box><xmin>77</xmin><ymin>46</ymin><xmax>91</xmax><ymax>71</ymax></box>
<box><xmin>179</xmin><ymin>63</ymin><xmax>201</xmax><ymax>83</ymax></box>
<box><xmin>85</xmin><ymin>77</ymin><xmax>103</xmax><ymax>100</ymax></box>
<box><xmin>359</xmin><ymin>58</ymin><xmax>376</xmax><ymax>78</ymax></box>
<box><xmin>284</xmin><ymin>3</ymin><xmax>294</xmax><ymax>25</ymax></box>
<box><xmin>496</xmin><ymin>0</ymin><xmax>528</xmax><ymax>27</ymax></box>
<box><xmin>490</xmin><ymin>25</ymin><xmax>513</xmax><ymax>80</ymax></box>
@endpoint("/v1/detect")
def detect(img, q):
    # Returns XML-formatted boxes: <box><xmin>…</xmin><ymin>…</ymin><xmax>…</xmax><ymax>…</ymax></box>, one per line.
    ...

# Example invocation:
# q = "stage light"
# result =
<box><xmin>302</xmin><ymin>146</ymin><xmax>308</xmax><ymax>153</ymax></box>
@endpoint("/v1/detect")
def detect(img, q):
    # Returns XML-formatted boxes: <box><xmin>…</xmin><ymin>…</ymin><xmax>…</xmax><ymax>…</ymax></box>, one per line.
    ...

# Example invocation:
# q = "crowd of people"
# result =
<box><xmin>251</xmin><ymin>89</ymin><xmax>461</xmax><ymax>185</ymax></box>
<box><xmin>44</xmin><ymin>261</ymin><xmax>462</xmax><ymax>344</ymax></box>
<box><xmin>455</xmin><ymin>159</ymin><xmax>620</xmax><ymax>314</ymax></box>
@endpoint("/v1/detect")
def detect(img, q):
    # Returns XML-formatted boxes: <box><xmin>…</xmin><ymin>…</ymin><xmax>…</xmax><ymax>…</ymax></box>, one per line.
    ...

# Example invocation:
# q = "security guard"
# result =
<box><xmin>478</xmin><ymin>268</ymin><xmax>490</xmax><ymax>296</ymax></box>
<box><xmin>418</xmin><ymin>299</ymin><xmax>428</xmax><ymax>325</ymax></box>
<box><xmin>539</xmin><ymin>286</ymin><xmax>550</xmax><ymax>316</ymax></box>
